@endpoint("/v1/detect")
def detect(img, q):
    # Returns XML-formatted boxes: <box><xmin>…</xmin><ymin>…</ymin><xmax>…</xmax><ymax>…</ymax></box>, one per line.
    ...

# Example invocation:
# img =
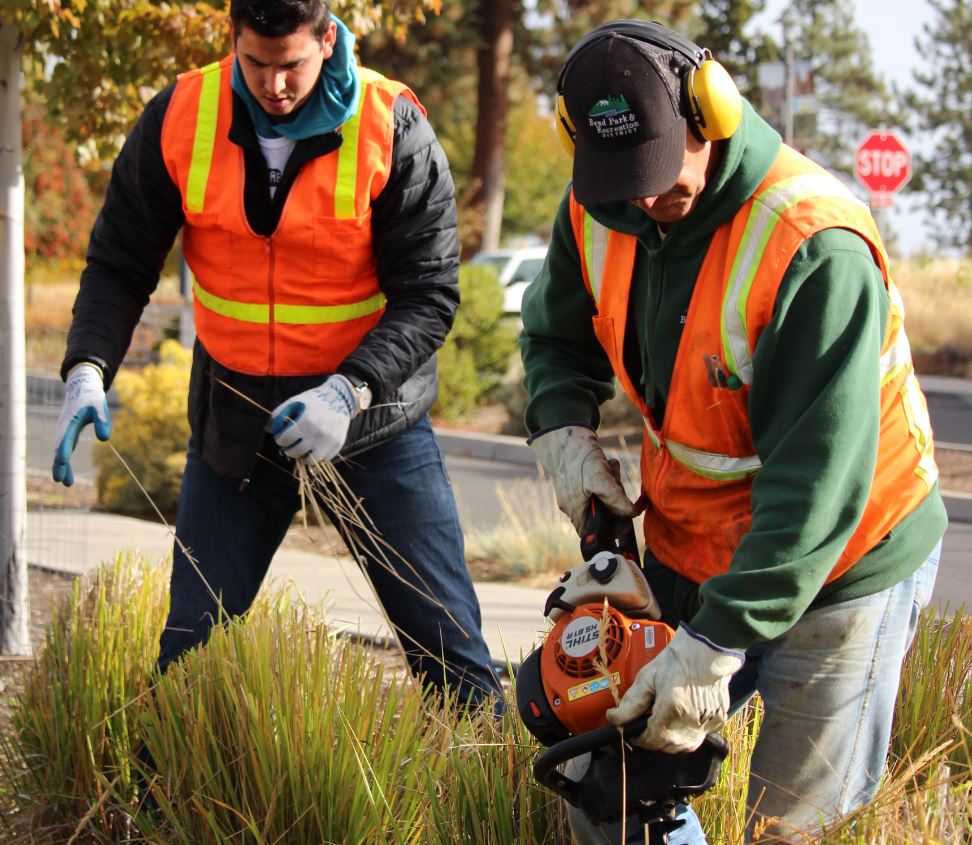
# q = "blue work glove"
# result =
<box><xmin>52</xmin><ymin>363</ymin><xmax>111</xmax><ymax>487</ymax></box>
<box><xmin>269</xmin><ymin>374</ymin><xmax>359</xmax><ymax>462</ymax></box>
<box><xmin>606</xmin><ymin>623</ymin><xmax>744</xmax><ymax>753</ymax></box>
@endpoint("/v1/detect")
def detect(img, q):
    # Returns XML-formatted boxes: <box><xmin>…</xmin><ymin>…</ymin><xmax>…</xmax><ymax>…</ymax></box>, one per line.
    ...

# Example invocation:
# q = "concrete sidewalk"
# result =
<box><xmin>25</xmin><ymin>509</ymin><xmax>550</xmax><ymax>664</ymax></box>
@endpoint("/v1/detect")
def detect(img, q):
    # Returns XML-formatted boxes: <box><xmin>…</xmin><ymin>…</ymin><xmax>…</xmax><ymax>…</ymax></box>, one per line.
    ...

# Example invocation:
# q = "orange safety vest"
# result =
<box><xmin>569</xmin><ymin>144</ymin><xmax>938</xmax><ymax>585</ymax></box>
<box><xmin>161</xmin><ymin>55</ymin><xmax>421</xmax><ymax>376</ymax></box>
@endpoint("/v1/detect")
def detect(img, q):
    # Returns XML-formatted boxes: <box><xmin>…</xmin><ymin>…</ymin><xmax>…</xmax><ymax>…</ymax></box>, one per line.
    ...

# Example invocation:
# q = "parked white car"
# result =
<box><xmin>467</xmin><ymin>246</ymin><xmax>548</xmax><ymax>315</ymax></box>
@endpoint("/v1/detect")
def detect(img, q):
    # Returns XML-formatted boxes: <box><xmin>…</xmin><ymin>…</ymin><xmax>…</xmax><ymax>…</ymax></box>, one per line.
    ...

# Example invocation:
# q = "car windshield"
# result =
<box><xmin>469</xmin><ymin>255</ymin><xmax>510</xmax><ymax>272</ymax></box>
<box><xmin>510</xmin><ymin>258</ymin><xmax>545</xmax><ymax>283</ymax></box>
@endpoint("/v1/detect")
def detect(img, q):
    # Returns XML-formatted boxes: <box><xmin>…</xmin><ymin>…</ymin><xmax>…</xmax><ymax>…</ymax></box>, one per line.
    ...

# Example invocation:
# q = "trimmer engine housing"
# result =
<box><xmin>517</xmin><ymin>602</ymin><xmax>674</xmax><ymax>745</ymax></box>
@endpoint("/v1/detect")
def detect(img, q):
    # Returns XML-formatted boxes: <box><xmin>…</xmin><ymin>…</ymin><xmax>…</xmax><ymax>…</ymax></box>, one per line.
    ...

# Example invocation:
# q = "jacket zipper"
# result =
<box><xmin>266</xmin><ymin>237</ymin><xmax>275</xmax><ymax>373</ymax></box>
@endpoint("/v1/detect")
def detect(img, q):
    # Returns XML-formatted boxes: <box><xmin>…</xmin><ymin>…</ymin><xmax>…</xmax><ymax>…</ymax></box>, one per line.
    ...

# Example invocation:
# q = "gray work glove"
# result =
<box><xmin>529</xmin><ymin>425</ymin><xmax>640</xmax><ymax>534</ymax></box>
<box><xmin>606</xmin><ymin>623</ymin><xmax>744</xmax><ymax>753</ymax></box>
<box><xmin>269</xmin><ymin>374</ymin><xmax>358</xmax><ymax>462</ymax></box>
<box><xmin>52</xmin><ymin>362</ymin><xmax>111</xmax><ymax>487</ymax></box>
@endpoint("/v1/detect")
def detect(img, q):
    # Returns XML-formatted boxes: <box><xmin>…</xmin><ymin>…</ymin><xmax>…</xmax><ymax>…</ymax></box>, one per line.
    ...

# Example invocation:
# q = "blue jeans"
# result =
<box><xmin>567</xmin><ymin>542</ymin><xmax>941</xmax><ymax>844</ymax></box>
<box><xmin>158</xmin><ymin>415</ymin><xmax>503</xmax><ymax>709</ymax></box>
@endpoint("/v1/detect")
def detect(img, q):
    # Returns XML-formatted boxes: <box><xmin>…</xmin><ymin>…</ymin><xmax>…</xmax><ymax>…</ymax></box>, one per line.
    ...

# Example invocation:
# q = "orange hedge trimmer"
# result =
<box><xmin>516</xmin><ymin>499</ymin><xmax>727</xmax><ymax>843</ymax></box>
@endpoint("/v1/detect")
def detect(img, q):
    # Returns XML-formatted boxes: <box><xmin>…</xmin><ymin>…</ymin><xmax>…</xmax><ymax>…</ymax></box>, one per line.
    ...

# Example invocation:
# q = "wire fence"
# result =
<box><xmin>20</xmin><ymin>303</ymin><xmax>191</xmax><ymax>574</ymax></box>
<box><xmin>24</xmin><ymin>370</ymin><xmax>92</xmax><ymax>573</ymax></box>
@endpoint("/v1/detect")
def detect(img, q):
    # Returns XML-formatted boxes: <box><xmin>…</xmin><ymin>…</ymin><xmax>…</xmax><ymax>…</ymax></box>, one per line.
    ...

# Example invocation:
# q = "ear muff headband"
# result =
<box><xmin>555</xmin><ymin>95</ymin><xmax>577</xmax><ymax>157</ymax></box>
<box><xmin>555</xmin><ymin>19</ymin><xmax>742</xmax><ymax>154</ymax></box>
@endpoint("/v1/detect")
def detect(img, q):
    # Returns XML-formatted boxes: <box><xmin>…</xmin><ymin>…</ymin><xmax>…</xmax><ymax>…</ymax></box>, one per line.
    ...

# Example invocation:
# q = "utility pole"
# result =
<box><xmin>178</xmin><ymin>239</ymin><xmax>195</xmax><ymax>348</ymax></box>
<box><xmin>0</xmin><ymin>19</ymin><xmax>31</xmax><ymax>656</ymax></box>
<box><xmin>781</xmin><ymin>8</ymin><xmax>796</xmax><ymax>147</ymax></box>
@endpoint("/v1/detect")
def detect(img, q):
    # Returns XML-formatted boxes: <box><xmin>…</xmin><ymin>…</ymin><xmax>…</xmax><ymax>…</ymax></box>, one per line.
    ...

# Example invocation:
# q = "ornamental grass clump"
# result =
<box><xmin>3</xmin><ymin>555</ymin><xmax>970</xmax><ymax>843</ymax></box>
<box><xmin>423</xmin><ymin>703</ymin><xmax>570</xmax><ymax>844</ymax></box>
<box><xmin>0</xmin><ymin>553</ymin><xmax>169</xmax><ymax>841</ymax></box>
<box><xmin>892</xmin><ymin>607</ymin><xmax>972</xmax><ymax>772</ymax></box>
<box><xmin>464</xmin><ymin>477</ymin><xmax>579</xmax><ymax>581</ymax></box>
<box><xmin>134</xmin><ymin>593</ymin><xmax>451</xmax><ymax>844</ymax></box>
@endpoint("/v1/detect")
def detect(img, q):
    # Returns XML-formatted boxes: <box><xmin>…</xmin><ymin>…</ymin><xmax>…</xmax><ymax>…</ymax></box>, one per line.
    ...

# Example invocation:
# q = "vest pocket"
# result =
<box><xmin>313</xmin><ymin>213</ymin><xmax>375</xmax><ymax>282</ymax></box>
<box><xmin>591</xmin><ymin>314</ymin><xmax>619</xmax><ymax>362</ymax></box>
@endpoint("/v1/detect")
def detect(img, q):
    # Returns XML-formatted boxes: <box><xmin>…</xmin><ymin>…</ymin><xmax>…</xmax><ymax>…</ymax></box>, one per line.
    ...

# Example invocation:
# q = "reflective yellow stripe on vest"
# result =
<box><xmin>584</xmin><ymin>211</ymin><xmax>762</xmax><ymax>479</ymax></box>
<box><xmin>667</xmin><ymin>440</ymin><xmax>762</xmax><ymax>480</ymax></box>
<box><xmin>881</xmin><ymin>283</ymin><xmax>938</xmax><ymax>485</ymax></box>
<box><xmin>881</xmin><ymin>283</ymin><xmax>911</xmax><ymax>384</ymax></box>
<box><xmin>333</xmin><ymin>74</ymin><xmax>370</xmax><ymax>219</ymax></box>
<box><xmin>722</xmin><ymin>174</ymin><xmax>865</xmax><ymax>385</ymax></box>
<box><xmin>582</xmin><ymin>213</ymin><xmax>610</xmax><ymax>304</ymax></box>
<box><xmin>193</xmin><ymin>280</ymin><xmax>385</xmax><ymax>324</ymax></box>
<box><xmin>186</xmin><ymin>61</ymin><xmax>223</xmax><ymax>214</ymax></box>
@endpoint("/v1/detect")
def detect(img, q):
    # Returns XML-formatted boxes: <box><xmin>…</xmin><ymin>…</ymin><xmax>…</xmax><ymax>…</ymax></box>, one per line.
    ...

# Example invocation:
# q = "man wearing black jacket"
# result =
<box><xmin>52</xmin><ymin>0</ymin><xmax>502</xmax><ymax>709</ymax></box>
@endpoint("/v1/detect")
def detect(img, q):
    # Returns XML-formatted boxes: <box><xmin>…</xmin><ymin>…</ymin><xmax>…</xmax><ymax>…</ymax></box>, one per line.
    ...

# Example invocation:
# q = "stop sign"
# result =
<box><xmin>855</xmin><ymin>131</ymin><xmax>911</xmax><ymax>195</ymax></box>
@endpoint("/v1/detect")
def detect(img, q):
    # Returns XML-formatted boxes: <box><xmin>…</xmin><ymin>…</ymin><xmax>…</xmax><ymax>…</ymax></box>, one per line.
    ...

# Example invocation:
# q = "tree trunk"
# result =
<box><xmin>466</xmin><ymin>0</ymin><xmax>514</xmax><ymax>258</ymax></box>
<box><xmin>0</xmin><ymin>18</ymin><xmax>30</xmax><ymax>656</ymax></box>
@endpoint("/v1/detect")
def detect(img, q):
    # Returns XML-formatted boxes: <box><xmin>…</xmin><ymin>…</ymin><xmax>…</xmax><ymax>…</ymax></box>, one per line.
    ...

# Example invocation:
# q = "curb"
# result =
<box><xmin>433</xmin><ymin>428</ymin><xmax>636</xmax><ymax>468</ymax></box>
<box><xmin>917</xmin><ymin>374</ymin><xmax>972</xmax><ymax>396</ymax></box>
<box><xmin>434</xmin><ymin>429</ymin><xmax>533</xmax><ymax>465</ymax></box>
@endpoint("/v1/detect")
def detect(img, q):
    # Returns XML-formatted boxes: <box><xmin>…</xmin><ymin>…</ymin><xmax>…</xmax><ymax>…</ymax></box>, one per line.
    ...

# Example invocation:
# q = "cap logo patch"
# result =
<box><xmin>587</xmin><ymin>94</ymin><xmax>640</xmax><ymax>139</ymax></box>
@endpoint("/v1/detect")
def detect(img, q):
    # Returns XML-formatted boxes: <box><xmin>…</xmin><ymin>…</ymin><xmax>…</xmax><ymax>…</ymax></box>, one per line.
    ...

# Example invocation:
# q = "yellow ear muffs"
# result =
<box><xmin>555</xmin><ymin>94</ymin><xmax>577</xmax><ymax>157</ymax></box>
<box><xmin>685</xmin><ymin>52</ymin><xmax>742</xmax><ymax>141</ymax></box>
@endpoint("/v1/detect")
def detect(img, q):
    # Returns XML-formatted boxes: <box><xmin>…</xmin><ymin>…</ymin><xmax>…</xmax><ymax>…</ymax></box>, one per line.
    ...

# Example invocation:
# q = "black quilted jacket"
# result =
<box><xmin>63</xmin><ymin>76</ymin><xmax>460</xmax><ymax>483</ymax></box>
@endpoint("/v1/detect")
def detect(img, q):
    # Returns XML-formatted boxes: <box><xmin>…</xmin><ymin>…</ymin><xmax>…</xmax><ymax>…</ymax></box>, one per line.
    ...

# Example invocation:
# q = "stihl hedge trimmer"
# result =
<box><xmin>516</xmin><ymin>498</ymin><xmax>727</xmax><ymax>843</ymax></box>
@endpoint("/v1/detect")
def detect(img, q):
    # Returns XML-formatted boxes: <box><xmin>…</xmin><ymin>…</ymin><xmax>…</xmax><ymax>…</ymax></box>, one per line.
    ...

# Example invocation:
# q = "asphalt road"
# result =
<box><xmin>918</xmin><ymin>374</ymin><xmax>972</xmax><ymax>447</ymax></box>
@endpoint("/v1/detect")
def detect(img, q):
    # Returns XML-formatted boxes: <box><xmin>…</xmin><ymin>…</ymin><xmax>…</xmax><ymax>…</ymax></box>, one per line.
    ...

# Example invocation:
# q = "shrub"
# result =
<box><xmin>434</xmin><ymin>265</ymin><xmax>519</xmax><ymax>422</ymax></box>
<box><xmin>22</xmin><ymin>95</ymin><xmax>105</xmax><ymax>264</ymax></box>
<box><xmin>94</xmin><ymin>339</ymin><xmax>191</xmax><ymax>519</ymax></box>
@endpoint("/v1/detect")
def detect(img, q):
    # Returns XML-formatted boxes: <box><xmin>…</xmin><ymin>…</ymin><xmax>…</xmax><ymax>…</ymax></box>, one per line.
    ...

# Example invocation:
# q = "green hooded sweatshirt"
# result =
<box><xmin>519</xmin><ymin>101</ymin><xmax>947</xmax><ymax>650</ymax></box>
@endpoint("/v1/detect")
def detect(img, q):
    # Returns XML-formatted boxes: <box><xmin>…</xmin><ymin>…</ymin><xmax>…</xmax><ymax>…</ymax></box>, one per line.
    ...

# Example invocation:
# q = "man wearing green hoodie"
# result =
<box><xmin>521</xmin><ymin>20</ymin><xmax>946</xmax><ymax>843</ymax></box>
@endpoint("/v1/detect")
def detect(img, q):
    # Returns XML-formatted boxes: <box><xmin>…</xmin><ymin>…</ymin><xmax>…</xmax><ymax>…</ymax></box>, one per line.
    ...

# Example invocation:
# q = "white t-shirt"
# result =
<box><xmin>257</xmin><ymin>134</ymin><xmax>296</xmax><ymax>199</ymax></box>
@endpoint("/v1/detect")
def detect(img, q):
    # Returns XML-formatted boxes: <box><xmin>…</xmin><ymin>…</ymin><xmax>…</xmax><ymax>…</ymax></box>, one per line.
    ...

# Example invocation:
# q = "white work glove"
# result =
<box><xmin>269</xmin><ymin>374</ymin><xmax>358</xmax><ymax>462</ymax></box>
<box><xmin>529</xmin><ymin>425</ymin><xmax>640</xmax><ymax>534</ymax></box>
<box><xmin>606</xmin><ymin>623</ymin><xmax>744</xmax><ymax>753</ymax></box>
<box><xmin>52</xmin><ymin>362</ymin><xmax>111</xmax><ymax>487</ymax></box>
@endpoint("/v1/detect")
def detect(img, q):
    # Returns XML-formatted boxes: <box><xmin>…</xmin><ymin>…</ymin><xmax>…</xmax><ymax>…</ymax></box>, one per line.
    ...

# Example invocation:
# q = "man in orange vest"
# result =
<box><xmin>522</xmin><ymin>20</ymin><xmax>946</xmax><ymax>843</ymax></box>
<box><xmin>51</xmin><ymin>0</ymin><xmax>502</xmax><ymax>714</ymax></box>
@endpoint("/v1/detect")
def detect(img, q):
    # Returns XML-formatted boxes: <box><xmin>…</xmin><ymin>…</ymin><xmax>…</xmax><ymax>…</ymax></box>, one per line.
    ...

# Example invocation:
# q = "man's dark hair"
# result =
<box><xmin>230</xmin><ymin>0</ymin><xmax>331</xmax><ymax>40</ymax></box>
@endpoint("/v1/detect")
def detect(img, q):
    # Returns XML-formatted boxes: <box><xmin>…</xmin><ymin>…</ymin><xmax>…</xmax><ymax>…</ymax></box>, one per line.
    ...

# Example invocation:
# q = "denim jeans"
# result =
<box><xmin>158</xmin><ymin>415</ymin><xmax>503</xmax><ymax>709</ymax></box>
<box><xmin>567</xmin><ymin>541</ymin><xmax>941</xmax><ymax>844</ymax></box>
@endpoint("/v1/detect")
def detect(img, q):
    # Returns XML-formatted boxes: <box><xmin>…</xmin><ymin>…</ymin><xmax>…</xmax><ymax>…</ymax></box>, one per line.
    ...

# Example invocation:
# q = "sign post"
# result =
<box><xmin>855</xmin><ymin>131</ymin><xmax>911</xmax><ymax>208</ymax></box>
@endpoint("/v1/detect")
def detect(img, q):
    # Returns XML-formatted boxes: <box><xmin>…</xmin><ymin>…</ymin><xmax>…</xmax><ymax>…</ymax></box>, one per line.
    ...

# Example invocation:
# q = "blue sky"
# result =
<box><xmin>756</xmin><ymin>0</ymin><xmax>936</xmax><ymax>255</ymax></box>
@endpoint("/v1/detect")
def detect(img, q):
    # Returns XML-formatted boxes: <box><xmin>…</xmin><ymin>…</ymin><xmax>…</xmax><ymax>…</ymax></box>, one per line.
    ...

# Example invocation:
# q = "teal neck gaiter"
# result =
<box><xmin>231</xmin><ymin>14</ymin><xmax>359</xmax><ymax>141</ymax></box>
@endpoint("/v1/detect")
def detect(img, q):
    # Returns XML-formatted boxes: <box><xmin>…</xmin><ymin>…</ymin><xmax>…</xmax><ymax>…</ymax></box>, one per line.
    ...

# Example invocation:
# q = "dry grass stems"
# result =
<box><xmin>213</xmin><ymin>378</ymin><xmax>476</xmax><ymax>703</ymax></box>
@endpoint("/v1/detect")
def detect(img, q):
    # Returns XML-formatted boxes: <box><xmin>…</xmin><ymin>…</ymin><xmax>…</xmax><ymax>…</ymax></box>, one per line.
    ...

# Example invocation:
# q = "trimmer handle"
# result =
<box><xmin>533</xmin><ymin>718</ymin><xmax>729</xmax><ymax>820</ymax></box>
<box><xmin>580</xmin><ymin>496</ymin><xmax>640</xmax><ymax>563</ymax></box>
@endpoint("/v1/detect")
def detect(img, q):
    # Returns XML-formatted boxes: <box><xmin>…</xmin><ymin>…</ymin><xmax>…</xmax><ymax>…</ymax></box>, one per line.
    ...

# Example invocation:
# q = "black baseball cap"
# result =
<box><xmin>562</xmin><ymin>33</ymin><xmax>686</xmax><ymax>205</ymax></box>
